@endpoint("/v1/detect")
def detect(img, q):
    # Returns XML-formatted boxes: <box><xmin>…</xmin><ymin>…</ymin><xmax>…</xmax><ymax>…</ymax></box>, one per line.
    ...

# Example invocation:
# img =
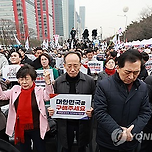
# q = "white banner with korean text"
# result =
<box><xmin>2</xmin><ymin>65</ymin><xmax>21</xmax><ymax>81</ymax></box>
<box><xmin>50</xmin><ymin>94</ymin><xmax>92</xmax><ymax>119</ymax></box>
<box><xmin>88</xmin><ymin>61</ymin><xmax>103</xmax><ymax>74</ymax></box>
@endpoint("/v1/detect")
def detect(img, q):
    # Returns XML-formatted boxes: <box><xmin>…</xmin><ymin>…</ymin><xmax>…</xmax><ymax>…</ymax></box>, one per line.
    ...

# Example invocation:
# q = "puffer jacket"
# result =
<box><xmin>94</xmin><ymin>72</ymin><xmax>151</xmax><ymax>151</ymax></box>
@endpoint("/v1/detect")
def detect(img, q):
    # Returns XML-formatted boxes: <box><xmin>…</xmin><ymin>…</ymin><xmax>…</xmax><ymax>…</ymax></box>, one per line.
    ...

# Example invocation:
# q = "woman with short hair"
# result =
<box><xmin>0</xmin><ymin>64</ymin><xmax>54</xmax><ymax>152</ymax></box>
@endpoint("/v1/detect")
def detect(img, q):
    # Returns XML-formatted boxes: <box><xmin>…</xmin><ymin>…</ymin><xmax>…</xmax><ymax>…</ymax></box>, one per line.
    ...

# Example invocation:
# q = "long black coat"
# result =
<box><xmin>94</xmin><ymin>72</ymin><xmax>151</xmax><ymax>151</ymax></box>
<box><xmin>54</xmin><ymin>72</ymin><xmax>95</xmax><ymax>149</ymax></box>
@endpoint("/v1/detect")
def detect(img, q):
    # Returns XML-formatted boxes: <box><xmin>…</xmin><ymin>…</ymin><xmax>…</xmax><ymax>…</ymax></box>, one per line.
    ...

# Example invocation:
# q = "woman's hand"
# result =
<box><xmin>47</xmin><ymin>107</ymin><xmax>55</xmax><ymax>116</ymax></box>
<box><xmin>5</xmin><ymin>79</ymin><xmax>10</xmax><ymax>85</ymax></box>
<box><xmin>43</xmin><ymin>69</ymin><xmax>51</xmax><ymax>85</ymax></box>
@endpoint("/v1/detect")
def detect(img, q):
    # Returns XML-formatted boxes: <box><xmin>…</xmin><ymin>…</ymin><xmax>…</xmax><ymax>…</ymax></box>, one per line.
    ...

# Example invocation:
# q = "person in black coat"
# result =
<box><xmin>70</xmin><ymin>27</ymin><xmax>76</xmax><ymax>40</ymax></box>
<box><xmin>94</xmin><ymin>49</ymin><xmax>151</xmax><ymax>152</ymax></box>
<box><xmin>17</xmin><ymin>47</ymin><xmax>34</xmax><ymax>66</ymax></box>
<box><xmin>140</xmin><ymin>75</ymin><xmax>152</xmax><ymax>152</ymax></box>
<box><xmin>48</xmin><ymin>51</ymin><xmax>95</xmax><ymax>152</ymax></box>
<box><xmin>138</xmin><ymin>51</ymin><xmax>149</xmax><ymax>80</ymax></box>
<box><xmin>32</xmin><ymin>47</ymin><xmax>43</xmax><ymax>69</ymax></box>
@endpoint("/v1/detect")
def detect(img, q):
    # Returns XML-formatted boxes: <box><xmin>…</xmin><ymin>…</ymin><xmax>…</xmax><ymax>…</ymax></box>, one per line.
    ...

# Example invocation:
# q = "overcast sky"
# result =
<box><xmin>75</xmin><ymin>0</ymin><xmax>152</xmax><ymax>39</ymax></box>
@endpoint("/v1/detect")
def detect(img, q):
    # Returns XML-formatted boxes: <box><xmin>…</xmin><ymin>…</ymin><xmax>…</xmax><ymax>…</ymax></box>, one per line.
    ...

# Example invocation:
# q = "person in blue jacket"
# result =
<box><xmin>94</xmin><ymin>49</ymin><xmax>151</xmax><ymax>152</ymax></box>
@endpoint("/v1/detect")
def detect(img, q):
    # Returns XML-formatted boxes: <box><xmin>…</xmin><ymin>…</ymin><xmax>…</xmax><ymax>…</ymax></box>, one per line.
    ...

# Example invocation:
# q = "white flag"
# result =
<box><xmin>118</xmin><ymin>28</ymin><xmax>123</xmax><ymax>36</ymax></box>
<box><xmin>112</xmin><ymin>35</ymin><xmax>117</xmax><ymax>45</ymax></box>
<box><xmin>25</xmin><ymin>37</ymin><xmax>29</xmax><ymax>50</ymax></box>
<box><xmin>42</xmin><ymin>40</ymin><xmax>45</xmax><ymax>47</ymax></box>
<box><xmin>14</xmin><ymin>34</ymin><xmax>21</xmax><ymax>45</ymax></box>
<box><xmin>71</xmin><ymin>40</ymin><xmax>73</xmax><ymax>49</ymax></box>
<box><xmin>53</xmin><ymin>35</ymin><xmax>59</xmax><ymax>46</ymax></box>
<box><xmin>45</xmin><ymin>39</ymin><xmax>48</xmax><ymax>49</ymax></box>
<box><xmin>42</xmin><ymin>40</ymin><xmax>48</xmax><ymax>49</ymax></box>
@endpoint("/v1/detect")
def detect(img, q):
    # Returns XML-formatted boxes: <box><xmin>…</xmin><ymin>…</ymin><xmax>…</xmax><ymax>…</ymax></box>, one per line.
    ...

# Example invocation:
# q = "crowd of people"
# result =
<box><xmin>0</xmin><ymin>38</ymin><xmax>152</xmax><ymax>152</ymax></box>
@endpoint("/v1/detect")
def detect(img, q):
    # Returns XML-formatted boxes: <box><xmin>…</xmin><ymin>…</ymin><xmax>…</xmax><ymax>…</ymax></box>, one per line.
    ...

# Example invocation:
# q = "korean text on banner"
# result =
<box><xmin>50</xmin><ymin>94</ymin><xmax>92</xmax><ymax>120</ymax></box>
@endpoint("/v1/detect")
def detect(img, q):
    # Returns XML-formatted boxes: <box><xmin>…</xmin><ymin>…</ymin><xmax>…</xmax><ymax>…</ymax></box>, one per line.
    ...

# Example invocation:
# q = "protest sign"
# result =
<box><xmin>2</xmin><ymin>65</ymin><xmax>21</xmax><ymax>81</ymax></box>
<box><xmin>50</xmin><ymin>94</ymin><xmax>92</xmax><ymax>119</ymax></box>
<box><xmin>93</xmin><ymin>39</ymin><xmax>99</xmax><ymax>47</ymax></box>
<box><xmin>35</xmin><ymin>69</ymin><xmax>54</xmax><ymax>86</ymax></box>
<box><xmin>80</xmin><ymin>65</ymin><xmax>88</xmax><ymax>74</ymax></box>
<box><xmin>56</xmin><ymin>58</ymin><xmax>64</xmax><ymax>69</ymax></box>
<box><xmin>145</xmin><ymin>54</ymin><xmax>152</xmax><ymax>75</ymax></box>
<box><xmin>88</xmin><ymin>61</ymin><xmax>103</xmax><ymax>73</ymax></box>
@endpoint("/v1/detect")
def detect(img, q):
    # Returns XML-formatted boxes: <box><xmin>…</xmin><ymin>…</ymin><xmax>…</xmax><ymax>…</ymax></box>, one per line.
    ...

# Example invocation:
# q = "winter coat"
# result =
<box><xmin>97</xmin><ymin>70</ymin><xmax>108</xmax><ymax>83</ymax></box>
<box><xmin>0</xmin><ymin>84</ymin><xmax>54</xmax><ymax>139</ymax></box>
<box><xmin>54</xmin><ymin>72</ymin><xmax>95</xmax><ymax>149</ymax></box>
<box><xmin>21</xmin><ymin>55</ymin><xmax>34</xmax><ymax>66</ymax></box>
<box><xmin>144</xmin><ymin>75</ymin><xmax>152</xmax><ymax>130</ymax></box>
<box><xmin>94</xmin><ymin>72</ymin><xmax>151</xmax><ymax>151</ymax></box>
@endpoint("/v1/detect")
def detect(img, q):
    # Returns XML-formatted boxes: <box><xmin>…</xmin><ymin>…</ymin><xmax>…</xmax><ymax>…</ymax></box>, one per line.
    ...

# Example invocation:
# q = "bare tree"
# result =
<box><xmin>0</xmin><ymin>19</ymin><xmax>16</xmax><ymax>46</ymax></box>
<box><xmin>139</xmin><ymin>7</ymin><xmax>152</xmax><ymax>20</ymax></box>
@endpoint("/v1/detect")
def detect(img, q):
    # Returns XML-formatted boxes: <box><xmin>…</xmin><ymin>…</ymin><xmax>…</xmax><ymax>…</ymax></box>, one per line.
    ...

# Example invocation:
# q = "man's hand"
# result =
<box><xmin>86</xmin><ymin>107</ymin><xmax>93</xmax><ymax>117</ymax></box>
<box><xmin>47</xmin><ymin>107</ymin><xmax>55</xmax><ymax>116</ymax></box>
<box><xmin>120</xmin><ymin>125</ymin><xmax>134</xmax><ymax>142</ymax></box>
<box><xmin>126</xmin><ymin>125</ymin><xmax>134</xmax><ymax>141</ymax></box>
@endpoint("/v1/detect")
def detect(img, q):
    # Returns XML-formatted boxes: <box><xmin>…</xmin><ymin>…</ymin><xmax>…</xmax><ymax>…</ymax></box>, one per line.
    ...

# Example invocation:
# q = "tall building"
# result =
<box><xmin>13</xmin><ymin>0</ymin><xmax>36</xmax><ymax>40</ymax></box>
<box><xmin>54</xmin><ymin>0</ymin><xmax>64</xmax><ymax>36</ymax></box>
<box><xmin>0</xmin><ymin>0</ymin><xmax>37</xmax><ymax>43</ymax></box>
<box><xmin>79</xmin><ymin>6</ymin><xmax>85</xmax><ymax>31</ymax></box>
<box><xmin>68</xmin><ymin>0</ymin><xmax>75</xmax><ymax>38</ymax></box>
<box><xmin>75</xmin><ymin>12</ymin><xmax>81</xmax><ymax>39</ymax></box>
<box><xmin>24</xmin><ymin>0</ymin><xmax>37</xmax><ymax>39</ymax></box>
<box><xmin>49</xmin><ymin>0</ymin><xmax>55</xmax><ymax>39</ymax></box>
<box><xmin>35</xmin><ymin>0</ymin><xmax>52</xmax><ymax>41</ymax></box>
<box><xmin>0</xmin><ymin>0</ymin><xmax>15</xmax><ymax>43</ymax></box>
<box><xmin>62</xmin><ymin>0</ymin><xmax>69</xmax><ymax>40</ymax></box>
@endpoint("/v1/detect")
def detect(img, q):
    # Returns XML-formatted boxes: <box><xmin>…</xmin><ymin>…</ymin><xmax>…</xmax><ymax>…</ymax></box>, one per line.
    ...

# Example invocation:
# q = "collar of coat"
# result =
<box><xmin>60</xmin><ymin>71</ymin><xmax>87</xmax><ymax>83</ymax></box>
<box><xmin>113</xmin><ymin>71</ymin><xmax>140</xmax><ymax>88</ymax></box>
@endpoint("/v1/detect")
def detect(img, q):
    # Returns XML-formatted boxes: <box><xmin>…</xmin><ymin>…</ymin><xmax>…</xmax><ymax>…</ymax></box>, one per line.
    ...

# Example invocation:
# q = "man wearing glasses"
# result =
<box><xmin>94</xmin><ymin>49</ymin><xmax>151</xmax><ymax>152</ymax></box>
